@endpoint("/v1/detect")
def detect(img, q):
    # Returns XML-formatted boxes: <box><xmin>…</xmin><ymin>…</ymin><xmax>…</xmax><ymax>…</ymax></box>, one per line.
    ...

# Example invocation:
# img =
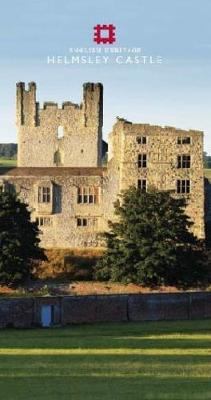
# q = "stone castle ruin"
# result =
<box><xmin>16</xmin><ymin>82</ymin><xmax>103</xmax><ymax>168</ymax></box>
<box><xmin>0</xmin><ymin>82</ymin><xmax>205</xmax><ymax>247</ymax></box>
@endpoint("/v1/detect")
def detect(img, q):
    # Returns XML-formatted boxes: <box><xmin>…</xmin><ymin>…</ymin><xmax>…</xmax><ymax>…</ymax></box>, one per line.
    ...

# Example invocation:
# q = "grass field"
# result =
<box><xmin>0</xmin><ymin>321</ymin><xmax>211</xmax><ymax>400</ymax></box>
<box><xmin>0</xmin><ymin>158</ymin><xmax>17</xmax><ymax>167</ymax></box>
<box><xmin>205</xmin><ymin>169</ymin><xmax>211</xmax><ymax>179</ymax></box>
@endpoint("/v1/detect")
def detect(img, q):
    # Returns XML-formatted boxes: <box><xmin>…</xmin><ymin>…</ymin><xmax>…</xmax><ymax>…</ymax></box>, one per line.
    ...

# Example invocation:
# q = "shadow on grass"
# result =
<box><xmin>0</xmin><ymin>321</ymin><xmax>211</xmax><ymax>349</ymax></box>
<box><xmin>0</xmin><ymin>321</ymin><xmax>211</xmax><ymax>399</ymax></box>
<box><xmin>0</xmin><ymin>375</ymin><xmax>211</xmax><ymax>400</ymax></box>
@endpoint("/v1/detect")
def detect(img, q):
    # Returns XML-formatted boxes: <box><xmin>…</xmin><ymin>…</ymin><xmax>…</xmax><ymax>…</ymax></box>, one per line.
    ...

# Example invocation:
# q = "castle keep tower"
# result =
<box><xmin>16</xmin><ymin>82</ymin><xmax>103</xmax><ymax>167</ymax></box>
<box><xmin>0</xmin><ymin>81</ymin><xmax>205</xmax><ymax>248</ymax></box>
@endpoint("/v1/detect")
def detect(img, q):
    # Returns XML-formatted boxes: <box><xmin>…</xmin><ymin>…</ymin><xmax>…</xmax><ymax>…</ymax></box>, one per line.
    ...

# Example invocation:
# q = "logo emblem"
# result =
<box><xmin>93</xmin><ymin>24</ymin><xmax>116</xmax><ymax>44</ymax></box>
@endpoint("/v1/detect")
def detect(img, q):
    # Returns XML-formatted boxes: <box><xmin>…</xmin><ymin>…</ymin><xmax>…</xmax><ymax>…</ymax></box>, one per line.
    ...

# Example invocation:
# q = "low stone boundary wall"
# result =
<box><xmin>128</xmin><ymin>293</ymin><xmax>190</xmax><ymax>321</ymax></box>
<box><xmin>62</xmin><ymin>295</ymin><xmax>128</xmax><ymax>324</ymax></box>
<box><xmin>0</xmin><ymin>298</ymin><xmax>34</xmax><ymax>328</ymax></box>
<box><xmin>0</xmin><ymin>292</ymin><xmax>211</xmax><ymax>328</ymax></box>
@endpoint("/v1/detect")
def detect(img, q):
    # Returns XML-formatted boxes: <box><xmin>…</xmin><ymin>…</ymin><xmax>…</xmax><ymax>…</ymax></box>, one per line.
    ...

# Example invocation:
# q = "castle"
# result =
<box><xmin>0</xmin><ymin>82</ymin><xmax>205</xmax><ymax>247</ymax></box>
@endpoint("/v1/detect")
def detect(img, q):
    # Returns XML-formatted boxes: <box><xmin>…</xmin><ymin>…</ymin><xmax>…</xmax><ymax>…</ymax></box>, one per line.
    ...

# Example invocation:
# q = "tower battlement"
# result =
<box><xmin>0</xmin><ymin>81</ymin><xmax>205</xmax><ymax>249</ymax></box>
<box><xmin>17</xmin><ymin>82</ymin><xmax>103</xmax><ymax>168</ymax></box>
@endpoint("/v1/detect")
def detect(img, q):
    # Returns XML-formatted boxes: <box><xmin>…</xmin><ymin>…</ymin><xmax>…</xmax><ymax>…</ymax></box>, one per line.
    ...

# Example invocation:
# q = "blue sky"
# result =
<box><xmin>0</xmin><ymin>0</ymin><xmax>211</xmax><ymax>152</ymax></box>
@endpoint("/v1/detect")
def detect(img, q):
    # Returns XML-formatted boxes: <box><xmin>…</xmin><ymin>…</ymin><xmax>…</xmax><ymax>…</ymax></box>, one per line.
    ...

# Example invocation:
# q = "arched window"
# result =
<box><xmin>54</xmin><ymin>150</ymin><xmax>62</xmax><ymax>166</ymax></box>
<box><xmin>57</xmin><ymin>126</ymin><xmax>64</xmax><ymax>139</ymax></box>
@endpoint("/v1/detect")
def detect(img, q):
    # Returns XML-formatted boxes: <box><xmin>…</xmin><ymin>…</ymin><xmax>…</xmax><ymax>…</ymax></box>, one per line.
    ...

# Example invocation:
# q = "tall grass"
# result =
<box><xmin>34</xmin><ymin>248</ymin><xmax>104</xmax><ymax>281</ymax></box>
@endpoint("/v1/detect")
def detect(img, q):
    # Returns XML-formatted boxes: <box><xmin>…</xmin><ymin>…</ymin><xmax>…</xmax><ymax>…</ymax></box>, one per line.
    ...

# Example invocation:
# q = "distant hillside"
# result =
<box><xmin>0</xmin><ymin>143</ymin><xmax>17</xmax><ymax>158</ymax></box>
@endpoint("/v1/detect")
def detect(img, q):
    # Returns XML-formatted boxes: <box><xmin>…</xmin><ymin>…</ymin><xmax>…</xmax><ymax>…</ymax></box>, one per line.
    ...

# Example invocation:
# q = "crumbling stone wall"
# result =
<box><xmin>0</xmin><ymin>167</ymin><xmax>108</xmax><ymax>248</ymax></box>
<box><xmin>17</xmin><ymin>82</ymin><xmax>103</xmax><ymax>168</ymax></box>
<box><xmin>108</xmin><ymin>119</ymin><xmax>205</xmax><ymax>239</ymax></box>
<box><xmin>0</xmin><ymin>82</ymin><xmax>205</xmax><ymax>248</ymax></box>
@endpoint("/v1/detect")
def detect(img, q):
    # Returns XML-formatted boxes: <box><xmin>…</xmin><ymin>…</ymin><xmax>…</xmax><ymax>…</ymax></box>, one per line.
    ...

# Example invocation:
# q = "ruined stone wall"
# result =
<box><xmin>0</xmin><ymin>168</ymin><xmax>108</xmax><ymax>248</ymax></box>
<box><xmin>17</xmin><ymin>82</ymin><xmax>103</xmax><ymax>168</ymax></box>
<box><xmin>2</xmin><ymin>82</ymin><xmax>205</xmax><ymax>246</ymax></box>
<box><xmin>104</xmin><ymin>123</ymin><xmax>125</xmax><ymax>220</ymax></box>
<box><xmin>108</xmin><ymin>119</ymin><xmax>205</xmax><ymax>239</ymax></box>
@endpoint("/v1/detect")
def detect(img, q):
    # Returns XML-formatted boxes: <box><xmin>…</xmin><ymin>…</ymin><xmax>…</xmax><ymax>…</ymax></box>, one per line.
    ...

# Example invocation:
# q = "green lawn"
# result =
<box><xmin>0</xmin><ymin>158</ymin><xmax>17</xmax><ymax>167</ymax></box>
<box><xmin>0</xmin><ymin>321</ymin><xmax>211</xmax><ymax>400</ymax></box>
<box><xmin>205</xmin><ymin>169</ymin><xmax>211</xmax><ymax>179</ymax></box>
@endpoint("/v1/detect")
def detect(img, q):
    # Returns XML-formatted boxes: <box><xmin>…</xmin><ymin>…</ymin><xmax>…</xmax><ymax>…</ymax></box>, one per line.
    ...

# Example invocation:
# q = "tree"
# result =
<box><xmin>204</xmin><ymin>151</ymin><xmax>211</xmax><ymax>169</ymax></box>
<box><xmin>94</xmin><ymin>187</ymin><xmax>208</xmax><ymax>288</ymax></box>
<box><xmin>0</xmin><ymin>143</ymin><xmax>17</xmax><ymax>159</ymax></box>
<box><xmin>0</xmin><ymin>190</ymin><xmax>46</xmax><ymax>285</ymax></box>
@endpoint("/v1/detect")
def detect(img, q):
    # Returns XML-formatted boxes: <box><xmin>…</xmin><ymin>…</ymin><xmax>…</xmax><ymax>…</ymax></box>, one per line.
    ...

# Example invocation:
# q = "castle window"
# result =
<box><xmin>77</xmin><ymin>187</ymin><xmax>99</xmax><ymax>204</ymax></box>
<box><xmin>176</xmin><ymin>180</ymin><xmax>190</xmax><ymax>194</ymax></box>
<box><xmin>137</xmin><ymin>179</ymin><xmax>147</xmax><ymax>192</ymax></box>
<box><xmin>76</xmin><ymin>217</ymin><xmax>98</xmax><ymax>228</ymax></box>
<box><xmin>77</xmin><ymin>218</ymin><xmax>87</xmax><ymax>227</ymax></box>
<box><xmin>36</xmin><ymin>217</ymin><xmax>52</xmax><ymax>227</ymax></box>
<box><xmin>138</xmin><ymin>154</ymin><xmax>147</xmax><ymax>168</ymax></box>
<box><xmin>177</xmin><ymin>137</ymin><xmax>191</xmax><ymax>145</ymax></box>
<box><xmin>1</xmin><ymin>183</ymin><xmax>16</xmax><ymax>194</ymax></box>
<box><xmin>57</xmin><ymin>126</ymin><xmax>64</xmax><ymax>139</ymax></box>
<box><xmin>177</xmin><ymin>155</ymin><xmax>191</xmax><ymax>168</ymax></box>
<box><xmin>54</xmin><ymin>150</ymin><xmax>62</xmax><ymax>166</ymax></box>
<box><xmin>38</xmin><ymin>187</ymin><xmax>51</xmax><ymax>203</ymax></box>
<box><xmin>136</xmin><ymin>136</ymin><xmax>147</xmax><ymax>145</ymax></box>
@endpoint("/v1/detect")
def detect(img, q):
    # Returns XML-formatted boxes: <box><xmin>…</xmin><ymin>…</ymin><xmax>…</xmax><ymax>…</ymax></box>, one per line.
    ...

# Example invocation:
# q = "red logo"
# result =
<box><xmin>93</xmin><ymin>24</ymin><xmax>116</xmax><ymax>44</ymax></box>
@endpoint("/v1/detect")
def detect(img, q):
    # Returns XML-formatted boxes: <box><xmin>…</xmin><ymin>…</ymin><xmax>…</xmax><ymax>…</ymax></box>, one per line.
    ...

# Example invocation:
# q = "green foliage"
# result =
<box><xmin>0</xmin><ymin>158</ymin><xmax>17</xmax><ymax>167</ymax></box>
<box><xmin>0</xmin><ymin>191</ymin><xmax>46</xmax><ymax>285</ymax></box>
<box><xmin>203</xmin><ymin>151</ymin><xmax>211</xmax><ymax>169</ymax></box>
<box><xmin>94</xmin><ymin>187</ymin><xmax>208</xmax><ymax>288</ymax></box>
<box><xmin>0</xmin><ymin>143</ymin><xmax>17</xmax><ymax>159</ymax></box>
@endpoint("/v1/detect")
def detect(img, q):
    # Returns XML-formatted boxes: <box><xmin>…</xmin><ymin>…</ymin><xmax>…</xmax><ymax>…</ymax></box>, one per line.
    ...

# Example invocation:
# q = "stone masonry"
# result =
<box><xmin>1</xmin><ymin>292</ymin><xmax>211</xmax><ymax>328</ymax></box>
<box><xmin>0</xmin><ymin>82</ymin><xmax>205</xmax><ymax>247</ymax></box>
<box><xmin>108</xmin><ymin>119</ymin><xmax>205</xmax><ymax>239</ymax></box>
<box><xmin>16</xmin><ymin>82</ymin><xmax>103</xmax><ymax>167</ymax></box>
